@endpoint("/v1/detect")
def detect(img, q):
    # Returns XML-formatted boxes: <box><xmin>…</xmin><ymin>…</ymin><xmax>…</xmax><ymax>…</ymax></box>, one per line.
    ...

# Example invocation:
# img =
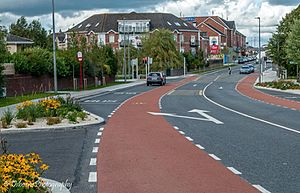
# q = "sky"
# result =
<box><xmin>0</xmin><ymin>0</ymin><xmax>299</xmax><ymax>46</ymax></box>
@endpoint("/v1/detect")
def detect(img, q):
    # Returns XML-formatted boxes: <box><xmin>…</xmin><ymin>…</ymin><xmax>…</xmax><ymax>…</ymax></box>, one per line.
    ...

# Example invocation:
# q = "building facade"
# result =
<box><xmin>182</xmin><ymin>16</ymin><xmax>246</xmax><ymax>58</ymax></box>
<box><xmin>5</xmin><ymin>34</ymin><xmax>34</xmax><ymax>54</ymax></box>
<box><xmin>66</xmin><ymin>12</ymin><xmax>200</xmax><ymax>53</ymax></box>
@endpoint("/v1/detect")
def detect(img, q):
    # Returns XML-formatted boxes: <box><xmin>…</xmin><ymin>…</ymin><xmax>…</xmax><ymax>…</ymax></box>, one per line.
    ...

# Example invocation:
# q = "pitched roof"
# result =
<box><xmin>6</xmin><ymin>34</ymin><xmax>34</xmax><ymax>44</ymax></box>
<box><xmin>219</xmin><ymin>18</ymin><xmax>235</xmax><ymax>29</ymax></box>
<box><xmin>56</xmin><ymin>31</ymin><xmax>66</xmax><ymax>42</ymax></box>
<box><xmin>68</xmin><ymin>12</ymin><xmax>198</xmax><ymax>33</ymax></box>
<box><xmin>236</xmin><ymin>30</ymin><xmax>246</xmax><ymax>37</ymax></box>
<box><xmin>206</xmin><ymin>23</ymin><xmax>225</xmax><ymax>36</ymax></box>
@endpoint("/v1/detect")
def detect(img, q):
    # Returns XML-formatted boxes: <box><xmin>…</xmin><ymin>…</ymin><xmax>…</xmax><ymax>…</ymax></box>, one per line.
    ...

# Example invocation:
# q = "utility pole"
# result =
<box><xmin>123</xmin><ymin>19</ymin><xmax>127</xmax><ymax>82</ymax></box>
<box><xmin>255</xmin><ymin>17</ymin><xmax>262</xmax><ymax>83</ymax></box>
<box><xmin>52</xmin><ymin>0</ymin><xmax>57</xmax><ymax>93</ymax></box>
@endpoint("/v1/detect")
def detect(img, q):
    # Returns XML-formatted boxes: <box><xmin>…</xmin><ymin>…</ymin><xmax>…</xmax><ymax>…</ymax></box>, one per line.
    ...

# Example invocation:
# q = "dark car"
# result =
<box><xmin>146</xmin><ymin>72</ymin><xmax>166</xmax><ymax>86</ymax></box>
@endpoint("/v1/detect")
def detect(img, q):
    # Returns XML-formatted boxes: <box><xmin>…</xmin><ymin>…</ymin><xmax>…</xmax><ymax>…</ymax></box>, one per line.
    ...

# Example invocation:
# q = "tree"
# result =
<box><xmin>10</xmin><ymin>16</ymin><xmax>47</xmax><ymax>48</ymax></box>
<box><xmin>286</xmin><ymin>19</ymin><xmax>300</xmax><ymax>80</ymax></box>
<box><xmin>0</xmin><ymin>26</ymin><xmax>7</xmax><ymax>96</ymax></box>
<box><xmin>142</xmin><ymin>29</ymin><xmax>180</xmax><ymax>71</ymax></box>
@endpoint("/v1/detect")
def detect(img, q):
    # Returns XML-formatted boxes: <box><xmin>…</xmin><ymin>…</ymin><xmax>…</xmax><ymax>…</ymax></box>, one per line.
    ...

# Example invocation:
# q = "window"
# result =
<box><xmin>78</xmin><ymin>24</ymin><xmax>82</xmax><ymax>28</ymax></box>
<box><xmin>183</xmin><ymin>23</ymin><xmax>188</xmax><ymax>27</ymax></box>
<box><xmin>109</xmin><ymin>35</ymin><xmax>115</xmax><ymax>43</ymax></box>
<box><xmin>86</xmin><ymin>23</ymin><xmax>91</xmax><ymax>28</ymax></box>
<box><xmin>174</xmin><ymin>22</ymin><xmax>181</xmax><ymax>26</ymax></box>
<box><xmin>95</xmin><ymin>22</ymin><xmax>100</xmax><ymax>27</ymax></box>
<box><xmin>180</xmin><ymin>34</ymin><xmax>184</xmax><ymax>42</ymax></box>
<box><xmin>200</xmin><ymin>32</ymin><xmax>207</xmax><ymax>38</ymax></box>
<box><xmin>191</xmin><ymin>35</ymin><xmax>196</xmax><ymax>43</ymax></box>
<box><xmin>174</xmin><ymin>34</ymin><xmax>177</xmax><ymax>42</ymax></box>
<box><xmin>167</xmin><ymin>21</ymin><xmax>172</xmax><ymax>26</ymax></box>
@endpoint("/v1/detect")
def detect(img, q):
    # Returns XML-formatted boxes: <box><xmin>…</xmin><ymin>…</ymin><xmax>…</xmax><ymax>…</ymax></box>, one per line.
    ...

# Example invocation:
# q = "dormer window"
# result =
<box><xmin>95</xmin><ymin>22</ymin><xmax>99</xmax><ymax>27</ymax></box>
<box><xmin>86</xmin><ymin>23</ymin><xmax>91</xmax><ymax>28</ymax></box>
<box><xmin>183</xmin><ymin>23</ymin><xmax>188</xmax><ymax>27</ymax></box>
<box><xmin>167</xmin><ymin>21</ymin><xmax>172</xmax><ymax>26</ymax></box>
<box><xmin>174</xmin><ymin>22</ymin><xmax>181</xmax><ymax>26</ymax></box>
<box><xmin>78</xmin><ymin>24</ymin><xmax>82</xmax><ymax>28</ymax></box>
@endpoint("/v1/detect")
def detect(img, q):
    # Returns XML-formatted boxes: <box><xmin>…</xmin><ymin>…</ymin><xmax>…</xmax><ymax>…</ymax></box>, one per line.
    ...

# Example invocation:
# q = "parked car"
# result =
<box><xmin>239</xmin><ymin>65</ymin><xmax>252</xmax><ymax>74</ymax></box>
<box><xmin>146</xmin><ymin>72</ymin><xmax>166</xmax><ymax>86</ymax></box>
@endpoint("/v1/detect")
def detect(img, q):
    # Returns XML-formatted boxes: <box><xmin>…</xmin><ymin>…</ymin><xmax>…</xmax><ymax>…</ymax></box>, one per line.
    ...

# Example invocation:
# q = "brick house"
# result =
<box><xmin>66</xmin><ymin>12</ymin><xmax>200</xmax><ymax>54</ymax></box>
<box><xmin>5</xmin><ymin>34</ymin><xmax>34</xmax><ymax>54</ymax></box>
<box><xmin>182</xmin><ymin>16</ymin><xmax>246</xmax><ymax>58</ymax></box>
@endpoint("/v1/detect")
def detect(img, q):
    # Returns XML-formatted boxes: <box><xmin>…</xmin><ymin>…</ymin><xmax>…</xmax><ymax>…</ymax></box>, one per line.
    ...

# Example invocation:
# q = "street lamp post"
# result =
<box><xmin>123</xmin><ymin>19</ymin><xmax>127</xmax><ymax>82</ymax></box>
<box><xmin>255</xmin><ymin>16</ymin><xmax>262</xmax><ymax>83</ymax></box>
<box><xmin>52</xmin><ymin>0</ymin><xmax>58</xmax><ymax>93</ymax></box>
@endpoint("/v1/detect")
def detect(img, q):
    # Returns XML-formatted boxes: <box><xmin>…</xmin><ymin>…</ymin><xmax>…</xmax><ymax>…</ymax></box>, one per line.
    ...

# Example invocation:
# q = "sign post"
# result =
<box><xmin>77</xmin><ymin>51</ymin><xmax>83</xmax><ymax>91</ymax></box>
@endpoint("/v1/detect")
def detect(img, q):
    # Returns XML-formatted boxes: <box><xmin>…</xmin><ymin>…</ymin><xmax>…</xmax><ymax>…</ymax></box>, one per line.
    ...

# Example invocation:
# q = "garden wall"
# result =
<box><xmin>4</xmin><ymin>75</ymin><xmax>114</xmax><ymax>97</ymax></box>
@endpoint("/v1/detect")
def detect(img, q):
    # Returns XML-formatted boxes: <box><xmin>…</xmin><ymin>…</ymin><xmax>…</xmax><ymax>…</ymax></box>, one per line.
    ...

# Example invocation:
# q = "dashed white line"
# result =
<box><xmin>95</xmin><ymin>138</ymin><xmax>100</xmax><ymax>144</ymax></box>
<box><xmin>92</xmin><ymin>147</ymin><xmax>98</xmax><ymax>153</ymax></box>
<box><xmin>173</xmin><ymin>126</ymin><xmax>179</xmax><ymax>130</ymax></box>
<box><xmin>108</xmin><ymin>115</ymin><xmax>112</xmax><ymax>118</ymax></box>
<box><xmin>89</xmin><ymin>158</ymin><xmax>97</xmax><ymax>166</ymax></box>
<box><xmin>209</xmin><ymin>154</ymin><xmax>221</xmax><ymax>161</ymax></box>
<box><xmin>179</xmin><ymin>131</ymin><xmax>185</xmax><ymax>135</ymax></box>
<box><xmin>193</xmin><ymin>84</ymin><xmax>197</xmax><ymax>87</ymax></box>
<box><xmin>97</xmin><ymin>132</ymin><xmax>102</xmax><ymax>136</ymax></box>
<box><xmin>253</xmin><ymin>185</ymin><xmax>271</xmax><ymax>193</ymax></box>
<box><xmin>88</xmin><ymin>172</ymin><xmax>97</xmax><ymax>182</ymax></box>
<box><xmin>195</xmin><ymin>144</ymin><xmax>205</xmax><ymax>149</ymax></box>
<box><xmin>185</xmin><ymin>136</ymin><xmax>194</xmax><ymax>141</ymax></box>
<box><xmin>227</xmin><ymin>167</ymin><xmax>242</xmax><ymax>175</ymax></box>
<box><xmin>204</xmin><ymin>82</ymin><xmax>300</xmax><ymax>135</ymax></box>
<box><xmin>99</xmin><ymin>127</ymin><xmax>104</xmax><ymax>131</ymax></box>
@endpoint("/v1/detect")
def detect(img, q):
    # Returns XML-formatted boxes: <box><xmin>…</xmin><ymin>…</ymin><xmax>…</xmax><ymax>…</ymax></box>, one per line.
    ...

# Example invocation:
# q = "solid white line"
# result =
<box><xmin>227</xmin><ymin>167</ymin><xmax>242</xmax><ymax>175</ymax></box>
<box><xmin>97</xmin><ymin>132</ymin><xmax>102</xmax><ymax>136</ymax></box>
<box><xmin>92</xmin><ymin>147</ymin><xmax>98</xmax><ymax>153</ymax></box>
<box><xmin>88</xmin><ymin>172</ymin><xmax>97</xmax><ymax>182</ymax></box>
<box><xmin>89</xmin><ymin>158</ymin><xmax>97</xmax><ymax>166</ymax></box>
<box><xmin>185</xmin><ymin>136</ymin><xmax>194</xmax><ymax>141</ymax></box>
<box><xmin>209</xmin><ymin>154</ymin><xmax>221</xmax><ymax>161</ymax></box>
<box><xmin>214</xmin><ymin>75</ymin><xmax>221</xmax><ymax>81</ymax></box>
<box><xmin>173</xmin><ymin>126</ymin><xmax>179</xmax><ymax>130</ymax></box>
<box><xmin>95</xmin><ymin>138</ymin><xmax>100</xmax><ymax>144</ymax></box>
<box><xmin>253</xmin><ymin>185</ymin><xmax>271</xmax><ymax>193</ymax></box>
<box><xmin>203</xmin><ymin>82</ymin><xmax>300</xmax><ymax>135</ymax></box>
<box><xmin>179</xmin><ymin>131</ymin><xmax>185</xmax><ymax>135</ymax></box>
<box><xmin>167</xmin><ymin>90</ymin><xmax>175</xmax><ymax>95</ymax></box>
<box><xmin>99</xmin><ymin>127</ymin><xmax>104</xmax><ymax>131</ymax></box>
<box><xmin>195</xmin><ymin>144</ymin><xmax>205</xmax><ymax>149</ymax></box>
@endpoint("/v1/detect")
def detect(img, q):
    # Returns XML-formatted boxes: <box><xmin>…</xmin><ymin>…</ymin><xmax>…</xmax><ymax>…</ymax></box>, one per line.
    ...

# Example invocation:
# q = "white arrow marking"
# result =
<box><xmin>148</xmin><ymin>112</ymin><xmax>211</xmax><ymax>122</ymax></box>
<box><xmin>189</xmin><ymin>109</ymin><xmax>223</xmax><ymax>124</ymax></box>
<box><xmin>148</xmin><ymin>109</ymin><xmax>223</xmax><ymax>125</ymax></box>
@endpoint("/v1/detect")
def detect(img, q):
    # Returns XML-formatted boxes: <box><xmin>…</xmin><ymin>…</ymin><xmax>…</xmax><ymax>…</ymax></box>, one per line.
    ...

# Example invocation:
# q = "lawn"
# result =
<box><xmin>0</xmin><ymin>93</ymin><xmax>58</xmax><ymax>107</ymax></box>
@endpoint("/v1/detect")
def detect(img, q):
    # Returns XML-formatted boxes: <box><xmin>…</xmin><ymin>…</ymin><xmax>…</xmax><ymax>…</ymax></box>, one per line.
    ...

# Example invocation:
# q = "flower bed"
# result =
<box><xmin>1</xmin><ymin>96</ymin><xmax>96</xmax><ymax>129</ymax></box>
<box><xmin>256</xmin><ymin>80</ymin><xmax>300</xmax><ymax>90</ymax></box>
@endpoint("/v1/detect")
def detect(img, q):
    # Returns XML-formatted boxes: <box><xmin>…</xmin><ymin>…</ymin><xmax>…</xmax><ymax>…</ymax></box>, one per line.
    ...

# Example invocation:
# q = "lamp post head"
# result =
<box><xmin>255</xmin><ymin>16</ymin><xmax>260</xmax><ymax>20</ymax></box>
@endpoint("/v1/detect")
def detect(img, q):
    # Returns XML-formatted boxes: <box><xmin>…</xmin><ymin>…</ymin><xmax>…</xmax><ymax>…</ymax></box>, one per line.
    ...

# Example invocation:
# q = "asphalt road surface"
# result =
<box><xmin>161</xmin><ymin>69</ymin><xmax>300</xmax><ymax>193</ymax></box>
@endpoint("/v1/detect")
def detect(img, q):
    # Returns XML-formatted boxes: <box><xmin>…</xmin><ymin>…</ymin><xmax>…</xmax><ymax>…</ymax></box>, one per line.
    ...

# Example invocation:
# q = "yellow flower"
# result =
<box><xmin>40</xmin><ymin>164</ymin><xmax>49</xmax><ymax>171</ymax></box>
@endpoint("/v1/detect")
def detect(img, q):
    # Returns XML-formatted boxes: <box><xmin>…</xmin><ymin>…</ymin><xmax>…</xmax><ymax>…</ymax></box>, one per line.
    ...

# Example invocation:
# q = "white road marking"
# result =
<box><xmin>89</xmin><ymin>158</ymin><xmax>97</xmax><ymax>166</ymax></box>
<box><xmin>195</xmin><ymin>144</ymin><xmax>205</xmax><ymax>149</ymax></box>
<box><xmin>167</xmin><ymin>90</ymin><xmax>175</xmax><ymax>95</ymax></box>
<box><xmin>204</xmin><ymin>82</ymin><xmax>300</xmax><ymax>135</ymax></box>
<box><xmin>99</xmin><ymin>127</ymin><xmax>104</xmax><ymax>131</ymax></box>
<box><xmin>227</xmin><ymin>167</ymin><xmax>242</xmax><ymax>175</ymax></box>
<box><xmin>185</xmin><ymin>136</ymin><xmax>194</xmax><ymax>141</ymax></box>
<box><xmin>95</xmin><ymin>138</ymin><xmax>100</xmax><ymax>144</ymax></box>
<box><xmin>88</xmin><ymin>172</ymin><xmax>97</xmax><ymax>182</ymax></box>
<box><xmin>209</xmin><ymin>154</ymin><xmax>221</xmax><ymax>161</ymax></box>
<box><xmin>92</xmin><ymin>147</ymin><xmax>98</xmax><ymax>153</ymax></box>
<box><xmin>108</xmin><ymin>115</ymin><xmax>112</xmax><ymax>118</ymax></box>
<box><xmin>173</xmin><ymin>126</ymin><xmax>179</xmax><ymax>130</ymax></box>
<box><xmin>193</xmin><ymin>84</ymin><xmax>197</xmax><ymax>87</ymax></box>
<box><xmin>97</xmin><ymin>132</ymin><xmax>102</xmax><ymax>136</ymax></box>
<box><xmin>214</xmin><ymin>75</ymin><xmax>221</xmax><ymax>81</ymax></box>
<box><xmin>253</xmin><ymin>185</ymin><xmax>271</xmax><ymax>193</ymax></box>
<box><xmin>189</xmin><ymin>109</ymin><xmax>224</xmax><ymax>124</ymax></box>
<box><xmin>148</xmin><ymin>110</ymin><xmax>223</xmax><ymax>125</ymax></box>
<box><xmin>199</xmin><ymin>90</ymin><xmax>203</xmax><ymax>96</ymax></box>
<box><xmin>179</xmin><ymin>131</ymin><xmax>185</xmax><ymax>135</ymax></box>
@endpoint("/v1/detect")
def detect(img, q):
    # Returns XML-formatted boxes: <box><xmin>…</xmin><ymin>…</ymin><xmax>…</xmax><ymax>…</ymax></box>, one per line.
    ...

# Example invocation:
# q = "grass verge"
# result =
<box><xmin>0</xmin><ymin>93</ymin><xmax>57</xmax><ymax>107</ymax></box>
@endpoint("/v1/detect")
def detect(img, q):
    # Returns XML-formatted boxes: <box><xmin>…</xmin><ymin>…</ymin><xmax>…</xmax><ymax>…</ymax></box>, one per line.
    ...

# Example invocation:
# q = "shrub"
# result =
<box><xmin>78</xmin><ymin>111</ymin><xmax>87</xmax><ymax>121</ymax></box>
<box><xmin>40</xmin><ymin>98</ymin><xmax>61</xmax><ymax>117</ymax></box>
<box><xmin>256</xmin><ymin>80</ymin><xmax>300</xmax><ymax>90</ymax></box>
<box><xmin>1</xmin><ymin>120</ymin><xmax>8</xmax><ymax>129</ymax></box>
<box><xmin>0</xmin><ymin>153</ymin><xmax>49</xmax><ymax>192</ymax></box>
<box><xmin>67</xmin><ymin>111</ymin><xmax>78</xmax><ymax>123</ymax></box>
<box><xmin>1</xmin><ymin>109</ymin><xmax>14</xmax><ymax>125</ymax></box>
<box><xmin>16</xmin><ymin>101</ymin><xmax>44</xmax><ymax>121</ymax></box>
<box><xmin>15</xmin><ymin>122</ymin><xmax>27</xmax><ymax>128</ymax></box>
<box><xmin>46</xmin><ymin>117</ymin><xmax>61</xmax><ymax>125</ymax></box>
<box><xmin>57</xmin><ymin>95</ymin><xmax>82</xmax><ymax>112</ymax></box>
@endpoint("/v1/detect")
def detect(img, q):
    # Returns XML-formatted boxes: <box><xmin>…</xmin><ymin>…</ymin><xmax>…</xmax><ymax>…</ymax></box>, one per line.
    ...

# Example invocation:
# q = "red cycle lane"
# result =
<box><xmin>97</xmin><ymin>76</ymin><xmax>259</xmax><ymax>193</ymax></box>
<box><xmin>237</xmin><ymin>74</ymin><xmax>300</xmax><ymax>111</ymax></box>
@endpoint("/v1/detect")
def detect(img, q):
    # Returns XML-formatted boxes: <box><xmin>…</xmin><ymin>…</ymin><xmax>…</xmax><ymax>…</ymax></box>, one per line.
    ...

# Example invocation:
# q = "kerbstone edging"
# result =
<box><xmin>0</xmin><ymin>110</ymin><xmax>104</xmax><ymax>134</ymax></box>
<box><xmin>43</xmin><ymin>178</ymin><xmax>71</xmax><ymax>193</ymax></box>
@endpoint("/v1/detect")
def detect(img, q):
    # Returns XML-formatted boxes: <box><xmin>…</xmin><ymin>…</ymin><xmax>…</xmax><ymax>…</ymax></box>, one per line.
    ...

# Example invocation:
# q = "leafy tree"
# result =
<box><xmin>10</xmin><ymin>16</ymin><xmax>47</xmax><ymax>48</ymax></box>
<box><xmin>286</xmin><ymin>19</ymin><xmax>300</xmax><ymax>79</ymax></box>
<box><xmin>142</xmin><ymin>29</ymin><xmax>180</xmax><ymax>71</ymax></box>
<box><xmin>0</xmin><ymin>23</ymin><xmax>8</xmax><ymax>96</ymax></box>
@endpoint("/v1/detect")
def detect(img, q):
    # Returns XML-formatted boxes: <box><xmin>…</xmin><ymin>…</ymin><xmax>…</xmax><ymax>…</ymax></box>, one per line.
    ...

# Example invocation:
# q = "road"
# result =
<box><xmin>1</xmin><ymin>78</ymin><xmax>181</xmax><ymax>193</ymax></box>
<box><xmin>160</xmin><ymin>68</ymin><xmax>300</xmax><ymax>193</ymax></box>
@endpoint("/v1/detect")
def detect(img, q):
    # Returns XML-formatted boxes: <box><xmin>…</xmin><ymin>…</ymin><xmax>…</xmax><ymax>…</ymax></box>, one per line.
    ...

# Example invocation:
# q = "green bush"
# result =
<box><xmin>1</xmin><ymin>108</ymin><xmax>14</xmax><ymax>125</ymax></box>
<box><xmin>78</xmin><ymin>111</ymin><xmax>87</xmax><ymax>121</ymax></box>
<box><xmin>57</xmin><ymin>95</ymin><xmax>82</xmax><ymax>112</ymax></box>
<box><xmin>67</xmin><ymin>111</ymin><xmax>78</xmax><ymax>123</ymax></box>
<box><xmin>256</xmin><ymin>81</ymin><xmax>300</xmax><ymax>90</ymax></box>
<box><xmin>16</xmin><ymin>103</ymin><xmax>44</xmax><ymax>121</ymax></box>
